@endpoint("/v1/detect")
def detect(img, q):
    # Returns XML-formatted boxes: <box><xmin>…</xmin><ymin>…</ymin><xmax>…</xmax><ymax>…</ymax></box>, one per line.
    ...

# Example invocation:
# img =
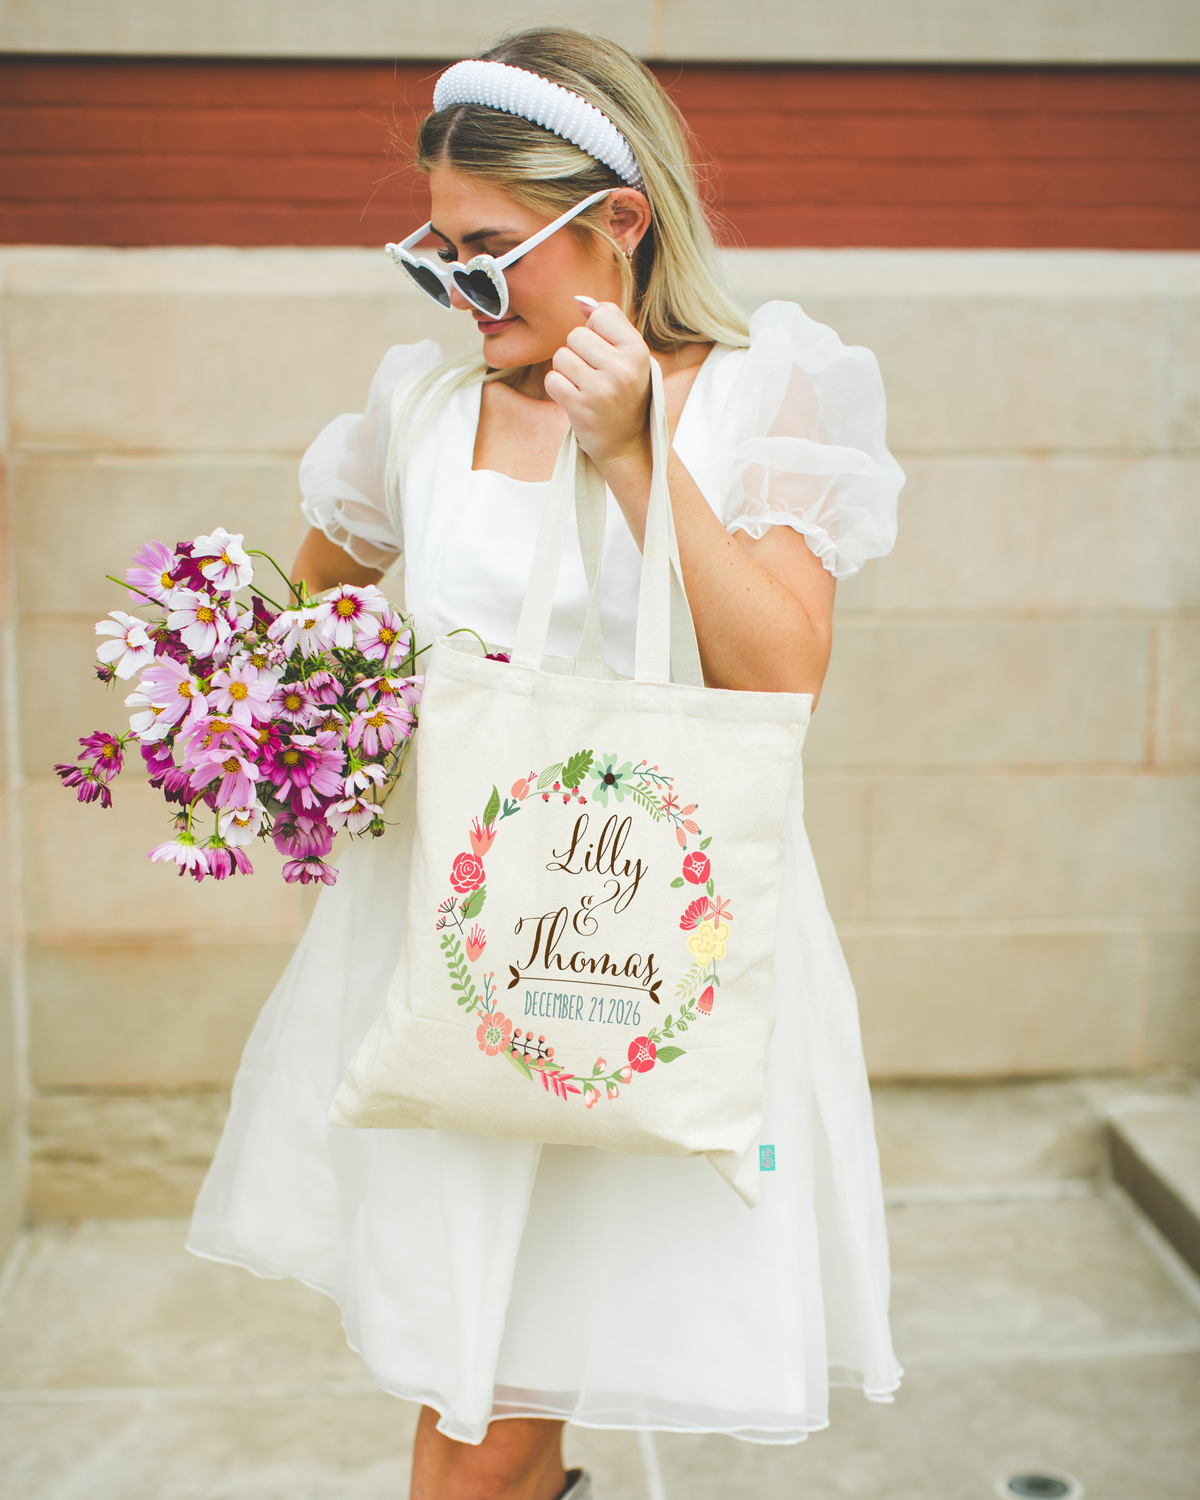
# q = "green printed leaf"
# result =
<box><xmin>706</xmin><ymin>878</ymin><xmax>714</xmax><ymax>897</ymax></box>
<box><xmin>699</xmin><ymin>836</ymin><xmax>711</xmax><ymax>850</ymax></box>
<box><xmin>461</xmin><ymin>885</ymin><xmax>486</xmax><ymax>919</ymax></box>
<box><xmin>627</xmin><ymin>785</ymin><xmax>663</xmax><ymax>820</ymax></box>
<box><xmin>561</xmin><ymin>749</ymin><xmax>593</xmax><ymax>790</ymax></box>
<box><xmin>656</xmin><ymin>1046</ymin><xmax>685</xmax><ymax>1063</ymax></box>
<box><xmin>505</xmin><ymin>1047</ymin><xmax>534</xmax><ymax>1080</ymax></box>
<box><xmin>670</xmin><ymin>877</ymin><xmax>685</xmax><ymax>889</ymax></box>
<box><xmin>536</xmin><ymin>762</ymin><xmax>563</xmax><ymax>789</ymax></box>
<box><xmin>483</xmin><ymin>785</ymin><xmax>500</xmax><ymax>827</ymax></box>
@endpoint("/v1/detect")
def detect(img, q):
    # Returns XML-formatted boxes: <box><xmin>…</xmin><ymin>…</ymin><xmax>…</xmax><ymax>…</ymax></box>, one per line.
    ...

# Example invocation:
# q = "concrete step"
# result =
<box><xmin>1107</xmin><ymin>1099</ymin><xmax>1200</xmax><ymax>1279</ymax></box>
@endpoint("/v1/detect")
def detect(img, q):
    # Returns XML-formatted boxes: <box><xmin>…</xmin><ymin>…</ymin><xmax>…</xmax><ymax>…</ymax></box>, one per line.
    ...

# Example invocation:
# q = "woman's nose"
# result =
<box><xmin>448</xmin><ymin>284</ymin><xmax>474</xmax><ymax>312</ymax></box>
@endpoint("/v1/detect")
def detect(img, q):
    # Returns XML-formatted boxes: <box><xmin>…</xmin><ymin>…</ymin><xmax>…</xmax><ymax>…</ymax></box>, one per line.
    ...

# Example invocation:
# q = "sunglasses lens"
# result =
<box><xmin>454</xmin><ymin>268</ymin><xmax>504</xmax><ymax>317</ymax></box>
<box><xmin>400</xmin><ymin>260</ymin><xmax>451</xmax><ymax>307</ymax></box>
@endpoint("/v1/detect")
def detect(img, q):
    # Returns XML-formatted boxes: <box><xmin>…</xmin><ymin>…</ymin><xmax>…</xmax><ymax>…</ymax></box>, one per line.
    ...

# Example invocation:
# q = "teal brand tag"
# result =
<box><xmin>759</xmin><ymin>1144</ymin><xmax>775</xmax><ymax>1172</ymax></box>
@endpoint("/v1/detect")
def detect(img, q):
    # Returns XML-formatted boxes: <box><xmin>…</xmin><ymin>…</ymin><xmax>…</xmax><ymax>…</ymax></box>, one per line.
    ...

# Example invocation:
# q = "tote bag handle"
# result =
<box><xmin>511</xmin><ymin>360</ymin><xmax>703</xmax><ymax>688</ymax></box>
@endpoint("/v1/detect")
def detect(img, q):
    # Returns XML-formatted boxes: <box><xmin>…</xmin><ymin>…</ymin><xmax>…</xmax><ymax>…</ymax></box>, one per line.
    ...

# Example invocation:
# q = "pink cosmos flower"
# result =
<box><xmin>76</xmin><ymin>730</ymin><xmax>125</xmax><ymax>780</ymax></box>
<box><xmin>137</xmin><ymin>657</ymin><xmax>208</xmax><ymax>731</ymax></box>
<box><xmin>148</xmin><ymin>834</ymin><xmax>209</xmax><ymax>880</ymax></box>
<box><xmin>207</xmin><ymin>662</ymin><xmax>276</xmax><ymax>726</ymax></box>
<box><xmin>304</xmin><ymin>671</ymin><xmax>343</xmax><ymax>706</ymax></box>
<box><xmin>95</xmin><ymin>612</ymin><xmax>155</xmax><ymax>679</ymax></box>
<box><xmin>191</xmin><ymin>527</ymin><xmax>254</xmax><ymax>592</ymax></box>
<box><xmin>231</xmin><ymin>644</ymin><xmax>283</xmax><ymax>682</ymax></box>
<box><xmin>272</xmin><ymin>811</ymin><xmax>334</xmax><ymax>859</ymax></box>
<box><xmin>188</xmin><ymin>746</ymin><xmax>260</xmax><ymax>809</ymax></box>
<box><xmin>355</xmin><ymin>609</ymin><xmax>410</xmax><ymax>664</ymax></box>
<box><xmin>167</xmin><ymin>588</ymin><xmax>232</xmax><ymax>657</ymax></box>
<box><xmin>476</xmin><ymin>1011</ymin><xmax>513</xmax><ymax>1057</ymax></box>
<box><xmin>141</xmin><ymin>740</ymin><xmax>175</xmax><ymax>787</ymax></box>
<box><xmin>347</xmin><ymin>700</ymin><xmax>413</xmax><ymax>758</ymax></box>
<box><xmin>267</xmin><ymin>607</ymin><xmax>325</xmax><ymax>658</ymax></box>
<box><xmin>262</xmin><ymin>731</ymin><xmax>345</xmax><ymax>809</ymax></box>
<box><xmin>218</xmin><ymin>802</ymin><xmax>264</xmax><ymax>846</ymax></box>
<box><xmin>125</xmin><ymin>540</ymin><xmax>178</xmax><ymax>605</ymax></box>
<box><xmin>327</xmin><ymin>794</ymin><xmax>375</xmax><ymax>834</ymax></box>
<box><xmin>205</xmin><ymin>843</ymin><xmax>254</xmax><ymax>879</ymax></box>
<box><xmin>175</xmin><ymin>714</ymin><xmax>258</xmax><ymax>772</ymax></box>
<box><xmin>316</xmin><ymin>584</ymin><xmax>387</xmax><ymax>649</ymax></box>
<box><xmin>282</xmin><ymin>856</ymin><xmax>337</xmax><ymax>886</ymax></box>
<box><xmin>54</xmin><ymin>762</ymin><xmax>113</xmax><ymax>808</ymax></box>
<box><xmin>274</xmin><ymin>679</ymin><xmax>320</xmax><ymax>727</ymax></box>
<box><xmin>355</xmin><ymin>675</ymin><xmax>422</xmax><ymax>712</ymax></box>
<box><xmin>465</xmin><ymin>925</ymin><xmax>486</xmax><ymax>962</ymax></box>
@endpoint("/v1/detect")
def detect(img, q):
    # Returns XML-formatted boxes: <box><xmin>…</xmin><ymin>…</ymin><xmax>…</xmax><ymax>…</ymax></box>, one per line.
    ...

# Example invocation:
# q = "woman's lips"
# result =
<box><xmin>475</xmin><ymin>315</ymin><xmax>519</xmax><ymax>334</ymax></box>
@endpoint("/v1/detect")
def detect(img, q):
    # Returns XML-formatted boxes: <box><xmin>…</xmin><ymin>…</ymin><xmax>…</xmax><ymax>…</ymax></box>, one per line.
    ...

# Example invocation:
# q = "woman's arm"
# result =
<box><xmin>546</xmin><ymin>307</ymin><xmax>835</xmax><ymax>701</ymax></box>
<box><xmin>291</xmin><ymin>527</ymin><xmax>384</xmax><ymax>594</ymax></box>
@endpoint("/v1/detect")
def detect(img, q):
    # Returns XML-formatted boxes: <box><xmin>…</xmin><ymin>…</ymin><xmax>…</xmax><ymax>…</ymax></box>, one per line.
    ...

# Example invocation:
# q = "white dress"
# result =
<box><xmin>188</xmin><ymin>300</ymin><xmax>906</xmax><ymax>1445</ymax></box>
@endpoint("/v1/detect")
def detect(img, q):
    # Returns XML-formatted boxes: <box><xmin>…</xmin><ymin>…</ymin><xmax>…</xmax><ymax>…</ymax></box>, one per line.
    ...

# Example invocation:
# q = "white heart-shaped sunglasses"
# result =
<box><xmin>385</xmin><ymin>188</ymin><xmax>612</xmax><ymax>319</ymax></box>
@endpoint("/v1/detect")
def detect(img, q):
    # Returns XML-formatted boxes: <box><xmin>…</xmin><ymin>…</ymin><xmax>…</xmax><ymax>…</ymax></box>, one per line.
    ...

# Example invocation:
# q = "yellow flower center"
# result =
<box><xmin>102</xmin><ymin>743</ymin><xmax>116</xmax><ymax>759</ymax></box>
<box><xmin>379</xmin><ymin>626</ymin><xmax>396</xmax><ymax>644</ymax></box>
<box><xmin>336</xmin><ymin>598</ymin><xmax>357</xmax><ymax>617</ymax></box>
<box><xmin>367</xmin><ymin>712</ymin><xmax>387</xmax><ymax>728</ymax></box>
<box><xmin>284</xmin><ymin>694</ymin><xmax>302</xmax><ymax>711</ymax></box>
<box><xmin>283</xmin><ymin>749</ymin><xmax>300</xmax><ymax>766</ymax></box>
<box><xmin>229</xmin><ymin>681</ymin><xmax>248</xmax><ymax>699</ymax></box>
<box><xmin>221</xmin><ymin>550</ymin><xmax>234</xmax><ymax>566</ymax></box>
<box><xmin>222</xmin><ymin>756</ymin><xmax>240</xmax><ymax>774</ymax></box>
<box><xmin>160</xmin><ymin>570</ymin><xmax>173</xmax><ymax>589</ymax></box>
<box><xmin>197</xmin><ymin>605</ymin><xmax>215</xmax><ymax>624</ymax></box>
<box><xmin>177</xmin><ymin>681</ymin><xmax>193</xmax><ymax>699</ymax></box>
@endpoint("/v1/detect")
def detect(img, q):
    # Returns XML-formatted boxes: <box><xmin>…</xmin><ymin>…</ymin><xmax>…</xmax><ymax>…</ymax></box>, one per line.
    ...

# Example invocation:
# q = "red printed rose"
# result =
<box><xmin>627</xmin><ymin>1036</ymin><xmax>657</xmax><ymax>1073</ymax></box>
<box><xmin>450</xmin><ymin>850</ymin><xmax>486</xmax><ymax>892</ymax></box>
<box><xmin>681</xmin><ymin>850</ymin><xmax>710</xmax><ymax>885</ymax></box>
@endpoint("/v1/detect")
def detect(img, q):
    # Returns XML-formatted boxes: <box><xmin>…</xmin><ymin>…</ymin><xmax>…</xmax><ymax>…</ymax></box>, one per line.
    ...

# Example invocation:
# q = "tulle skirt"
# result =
<box><xmin>187</xmin><ymin>767</ymin><xmax>901</xmax><ymax>1444</ymax></box>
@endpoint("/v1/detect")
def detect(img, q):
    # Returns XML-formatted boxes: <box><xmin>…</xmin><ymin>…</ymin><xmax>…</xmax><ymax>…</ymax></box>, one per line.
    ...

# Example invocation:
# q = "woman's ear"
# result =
<box><xmin>608</xmin><ymin>189</ymin><xmax>652</xmax><ymax>255</ymax></box>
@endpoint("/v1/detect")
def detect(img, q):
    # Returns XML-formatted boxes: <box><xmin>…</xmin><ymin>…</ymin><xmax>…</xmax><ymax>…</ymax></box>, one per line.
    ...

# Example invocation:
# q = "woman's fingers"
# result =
<box><xmin>580</xmin><ymin>300</ymin><xmax>642</xmax><ymax>347</ymax></box>
<box><xmin>551</xmin><ymin>344</ymin><xmax>596</xmax><ymax>390</ymax></box>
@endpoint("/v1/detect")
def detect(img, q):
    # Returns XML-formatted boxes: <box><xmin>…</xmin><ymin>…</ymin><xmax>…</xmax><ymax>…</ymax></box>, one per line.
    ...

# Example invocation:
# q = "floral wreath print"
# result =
<box><xmin>435</xmin><ymin>751</ymin><xmax>731</xmax><ymax>1107</ymax></box>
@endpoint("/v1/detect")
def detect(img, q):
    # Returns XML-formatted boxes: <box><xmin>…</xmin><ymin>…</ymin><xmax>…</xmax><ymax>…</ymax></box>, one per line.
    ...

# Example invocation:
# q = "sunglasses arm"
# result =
<box><xmin>493</xmin><ymin>188</ymin><xmax>613</xmax><ymax>271</ymax></box>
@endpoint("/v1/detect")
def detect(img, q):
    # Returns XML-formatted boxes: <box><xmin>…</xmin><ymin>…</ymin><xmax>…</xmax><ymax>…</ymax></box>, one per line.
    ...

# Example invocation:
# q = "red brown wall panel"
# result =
<box><xmin>0</xmin><ymin>57</ymin><xmax>1197</xmax><ymax>249</ymax></box>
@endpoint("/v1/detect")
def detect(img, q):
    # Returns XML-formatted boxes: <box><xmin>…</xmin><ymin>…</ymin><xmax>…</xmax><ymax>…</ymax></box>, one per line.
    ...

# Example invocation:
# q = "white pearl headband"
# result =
<box><xmin>432</xmin><ymin>59</ymin><xmax>645</xmax><ymax>191</ymax></box>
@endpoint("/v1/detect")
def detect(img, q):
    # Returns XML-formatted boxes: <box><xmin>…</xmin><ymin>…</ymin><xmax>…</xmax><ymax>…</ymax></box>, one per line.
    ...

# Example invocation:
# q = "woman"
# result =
<box><xmin>189</xmin><ymin>27</ymin><xmax>904</xmax><ymax>1500</ymax></box>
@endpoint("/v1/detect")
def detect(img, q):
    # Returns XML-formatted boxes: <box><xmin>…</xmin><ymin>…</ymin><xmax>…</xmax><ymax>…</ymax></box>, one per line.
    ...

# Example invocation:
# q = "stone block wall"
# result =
<box><xmin>1</xmin><ymin>245</ymin><xmax>1196</xmax><ymax>1222</ymax></box>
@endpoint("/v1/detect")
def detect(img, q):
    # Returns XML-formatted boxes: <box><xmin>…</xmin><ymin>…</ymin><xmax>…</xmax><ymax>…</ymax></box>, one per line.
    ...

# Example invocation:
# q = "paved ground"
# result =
<box><xmin>2</xmin><ymin>1079</ymin><xmax>1199</xmax><ymax>1500</ymax></box>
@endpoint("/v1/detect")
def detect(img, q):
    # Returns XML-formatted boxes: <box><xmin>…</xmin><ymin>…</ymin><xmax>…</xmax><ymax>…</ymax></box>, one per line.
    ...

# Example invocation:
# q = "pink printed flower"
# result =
<box><xmin>272</xmin><ymin>811</ymin><xmax>334</xmax><ymax>859</ymax></box>
<box><xmin>660</xmin><ymin>790</ymin><xmax>680</xmax><ymax>815</ymax></box>
<box><xmin>470</xmin><ymin>817</ymin><xmax>496</xmax><ymax>858</ymax></box>
<box><xmin>192</xmin><ymin>527</ymin><xmax>253</xmax><ymax>592</ymax></box>
<box><xmin>355</xmin><ymin>609</ymin><xmax>410</xmax><ymax>664</ymax></box>
<box><xmin>476</xmin><ymin>1011</ymin><xmax>513</xmax><ymax>1057</ymax></box>
<box><xmin>679</xmin><ymin>896</ymin><xmax>709</xmax><ymax>931</ymax></box>
<box><xmin>262</xmin><ymin>732</ymin><xmax>345</xmax><ymax>809</ymax></box>
<box><xmin>282</xmin><ymin>856</ymin><xmax>337</xmax><ymax>886</ymax></box>
<box><xmin>594</xmin><ymin>1058</ymin><xmax>607</xmax><ymax>1072</ymax></box>
<box><xmin>584</xmin><ymin>1086</ymin><xmax>600</xmax><ymax>1108</ymax></box>
<box><xmin>681</xmin><ymin>850</ymin><xmax>711</xmax><ymax>885</ymax></box>
<box><xmin>465</xmin><ymin>925</ymin><xmax>486</xmax><ymax>962</ymax></box>
<box><xmin>619</xmin><ymin>1066</ymin><xmax>633</xmax><ymax>1084</ymax></box>
<box><xmin>698</xmin><ymin>985</ymin><xmax>714</xmax><ymax>1015</ymax></box>
<box><xmin>450</xmin><ymin>851</ymin><xmax>486</xmax><ymax>893</ymax></box>
<box><xmin>327</xmin><ymin>794</ymin><xmax>375</xmax><ymax>834</ymax></box>
<box><xmin>148</xmin><ymin>834</ymin><xmax>209</xmax><ymax>881</ymax></box>
<box><xmin>167</xmin><ymin>588</ymin><xmax>233</xmax><ymax>658</ymax></box>
<box><xmin>676</xmin><ymin>828</ymin><xmax>688</xmax><ymax>848</ymax></box>
<box><xmin>347</xmin><ymin>700</ymin><xmax>413</xmax><ymax>758</ymax></box>
<box><xmin>511</xmin><ymin>774</ymin><xmax>534</xmax><ymax>801</ymax></box>
<box><xmin>317</xmin><ymin>584</ymin><xmax>386</xmax><ymax>649</ymax></box>
<box><xmin>627</xmin><ymin>1036</ymin><xmax>657</xmax><ymax>1073</ymax></box>
<box><xmin>708</xmin><ymin>895</ymin><xmax>732</xmax><ymax>924</ymax></box>
<box><xmin>606</xmin><ymin>1082</ymin><xmax>620</xmax><ymax>1101</ymax></box>
<box><xmin>207</xmin><ymin>662</ymin><xmax>276</xmax><ymax>726</ymax></box>
<box><xmin>95</xmin><ymin>611</ymin><xmax>155</xmax><ymax>679</ymax></box>
<box><xmin>125</xmin><ymin>540</ymin><xmax>178</xmax><ymax>604</ymax></box>
<box><xmin>268</xmin><ymin>607</ymin><xmax>325</xmax><ymax>658</ymax></box>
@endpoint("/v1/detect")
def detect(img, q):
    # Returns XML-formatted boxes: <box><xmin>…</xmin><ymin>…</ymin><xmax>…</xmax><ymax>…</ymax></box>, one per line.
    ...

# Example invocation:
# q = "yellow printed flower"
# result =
<box><xmin>686</xmin><ymin>920</ymin><xmax>729</xmax><ymax>962</ymax></box>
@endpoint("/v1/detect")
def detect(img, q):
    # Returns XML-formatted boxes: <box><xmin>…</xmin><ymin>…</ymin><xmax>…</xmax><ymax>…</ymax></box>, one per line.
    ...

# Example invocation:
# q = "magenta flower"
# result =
<box><xmin>167</xmin><ymin>588</ymin><xmax>232</xmax><ymax>658</ymax></box>
<box><xmin>355</xmin><ymin>675</ymin><xmax>423</xmax><ymax>712</ymax></box>
<box><xmin>305</xmin><ymin>671</ymin><xmax>343</xmax><ymax>706</ymax></box>
<box><xmin>188</xmin><ymin>746</ymin><xmax>260</xmax><ymax>809</ymax></box>
<box><xmin>175</xmin><ymin>714</ymin><xmax>258</xmax><ymax>772</ymax></box>
<box><xmin>54</xmin><ymin>762</ymin><xmax>114</xmax><ymax>808</ymax></box>
<box><xmin>207</xmin><ymin>662</ymin><xmax>276</xmax><ymax>726</ymax></box>
<box><xmin>355</xmin><ymin>609</ymin><xmax>410</xmax><ymax>664</ymax></box>
<box><xmin>272</xmin><ymin>811</ymin><xmax>334</xmax><ymax>859</ymax></box>
<box><xmin>191</xmin><ymin>528</ymin><xmax>253</xmax><ymax>592</ymax></box>
<box><xmin>141</xmin><ymin>740</ymin><xmax>175</xmax><ymax>787</ymax></box>
<box><xmin>282</xmin><ymin>856</ymin><xmax>337</xmax><ymax>886</ymax></box>
<box><xmin>125</xmin><ymin>540</ymin><xmax>178</xmax><ymax>605</ymax></box>
<box><xmin>95</xmin><ymin>611</ymin><xmax>155</xmax><ymax>679</ymax></box>
<box><xmin>316</xmin><ymin>584</ymin><xmax>386</xmax><ymax>649</ymax></box>
<box><xmin>76</xmin><ymin>730</ymin><xmax>125</xmax><ymax>780</ymax></box>
<box><xmin>205</xmin><ymin>842</ymin><xmax>254</xmax><ymax>879</ymax></box>
<box><xmin>263</xmin><ymin>731</ymin><xmax>344</xmax><ymax>810</ymax></box>
<box><xmin>274</xmin><ymin>679</ymin><xmax>319</xmax><ymax>728</ymax></box>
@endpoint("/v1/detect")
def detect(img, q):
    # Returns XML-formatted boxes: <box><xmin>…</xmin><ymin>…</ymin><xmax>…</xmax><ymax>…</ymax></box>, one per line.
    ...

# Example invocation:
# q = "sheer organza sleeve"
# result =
<box><xmin>299</xmin><ymin>340</ymin><xmax>442</xmax><ymax>571</ymax></box>
<box><xmin>717</xmin><ymin>301</ymin><xmax>903</xmax><ymax>579</ymax></box>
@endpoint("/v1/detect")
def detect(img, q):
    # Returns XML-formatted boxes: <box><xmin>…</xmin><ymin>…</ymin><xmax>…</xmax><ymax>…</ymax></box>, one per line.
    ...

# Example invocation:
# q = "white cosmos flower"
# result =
<box><xmin>327</xmin><ymin>795</ymin><xmax>376</xmax><ymax>835</ymax></box>
<box><xmin>268</xmin><ymin>607</ymin><xmax>326</xmax><ymax>659</ymax></box>
<box><xmin>167</xmin><ymin>588</ymin><xmax>233</xmax><ymax>658</ymax></box>
<box><xmin>218</xmin><ymin>802</ymin><xmax>265</xmax><ymax>847</ymax></box>
<box><xmin>343</xmin><ymin>762</ymin><xmax>388</xmax><ymax>796</ymax></box>
<box><xmin>192</xmin><ymin>528</ymin><xmax>254</xmax><ymax>592</ymax></box>
<box><xmin>95</xmin><ymin>611</ymin><xmax>155</xmax><ymax>679</ymax></box>
<box><xmin>124</xmin><ymin>687</ymin><xmax>173</xmax><ymax>742</ymax></box>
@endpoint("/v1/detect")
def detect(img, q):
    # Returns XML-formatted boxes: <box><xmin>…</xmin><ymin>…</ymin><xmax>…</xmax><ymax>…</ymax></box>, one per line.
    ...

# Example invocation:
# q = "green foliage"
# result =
<box><xmin>561</xmin><ymin>749</ymin><xmax>593</xmax><ymax>790</ymax></box>
<box><xmin>536</xmin><ymin>762</ymin><xmax>563</xmax><ymax>789</ymax></box>
<box><xmin>461</xmin><ymin>885</ymin><xmax>486</xmax><ymax>920</ymax></box>
<box><xmin>626</xmin><ymin>785</ymin><xmax>663</xmax><ymax>820</ymax></box>
<box><xmin>441</xmin><ymin>932</ymin><xmax>478</xmax><ymax>1010</ymax></box>
<box><xmin>483</xmin><ymin>785</ymin><xmax>500</xmax><ymax>827</ymax></box>
<box><xmin>504</xmin><ymin>1046</ymin><xmax>533</xmax><ymax>1080</ymax></box>
<box><xmin>699</xmin><ymin>836</ymin><xmax>711</xmax><ymax>850</ymax></box>
<box><xmin>670</xmin><ymin>876</ymin><xmax>685</xmax><ymax>888</ymax></box>
<box><xmin>656</xmin><ymin>1046</ymin><xmax>685</xmax><ymax>1063</ymax></box>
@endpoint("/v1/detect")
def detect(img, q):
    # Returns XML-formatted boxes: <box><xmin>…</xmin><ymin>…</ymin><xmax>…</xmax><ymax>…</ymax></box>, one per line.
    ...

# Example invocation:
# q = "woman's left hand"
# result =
<box><xmin>543</xmin><ymin>302</ymin><xmax>653</xmax><ymax>469</ymax></box>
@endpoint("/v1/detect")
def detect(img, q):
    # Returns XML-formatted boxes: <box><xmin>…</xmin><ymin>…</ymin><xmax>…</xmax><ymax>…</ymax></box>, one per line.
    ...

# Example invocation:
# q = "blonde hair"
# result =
<box><xmin>396</xmin><ymin>26</ymin><xmax>748</xmax><ymax>442</ymax></box>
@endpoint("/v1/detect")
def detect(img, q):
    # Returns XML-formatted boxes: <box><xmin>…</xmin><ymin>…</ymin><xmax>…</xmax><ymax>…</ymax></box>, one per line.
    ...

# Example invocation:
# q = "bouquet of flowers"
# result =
<box><xmin>55</xmin><ymin>528</ymin><xmax>426</xmax><ymax>887</ymax></box>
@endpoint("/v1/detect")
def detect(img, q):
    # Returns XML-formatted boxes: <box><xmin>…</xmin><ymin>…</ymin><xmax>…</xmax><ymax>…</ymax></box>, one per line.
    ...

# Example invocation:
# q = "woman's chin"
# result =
<box><xmin>476</xmin><ymin>321</ymin><xmax>553</xmax><ymax>370</ymax></box>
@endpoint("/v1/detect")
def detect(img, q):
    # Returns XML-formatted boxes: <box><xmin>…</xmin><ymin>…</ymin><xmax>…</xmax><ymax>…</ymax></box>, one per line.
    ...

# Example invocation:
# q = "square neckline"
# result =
<box><xmin>466</xmin><ymin>342</ymin><xmax>731</xmax><ymax>485</ymax></box>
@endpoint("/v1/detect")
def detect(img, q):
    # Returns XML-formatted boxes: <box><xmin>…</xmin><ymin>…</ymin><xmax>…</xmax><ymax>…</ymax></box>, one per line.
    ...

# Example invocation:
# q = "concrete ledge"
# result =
<box><xmin>1108</xmin><ymin>1101</ymin><xmax>1200</xmax><ymax>1277</ymax></box>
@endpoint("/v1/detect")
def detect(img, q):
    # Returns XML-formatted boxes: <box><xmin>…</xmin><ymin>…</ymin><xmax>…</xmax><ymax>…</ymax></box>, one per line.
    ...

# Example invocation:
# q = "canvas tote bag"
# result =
<box><xmin>330</xmin><ymin>363</ymin><xmax>811</xmax><ymax>1205</ymax></box>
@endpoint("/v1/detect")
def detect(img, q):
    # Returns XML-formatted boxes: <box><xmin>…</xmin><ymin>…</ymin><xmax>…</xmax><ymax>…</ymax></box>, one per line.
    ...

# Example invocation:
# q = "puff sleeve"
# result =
<box><xmin>299</xmin><ymin>340</ymin><xmax>442</xmax><ymax>571</ymax></box>
<box><xmin>717</xmin><ymin>301</ymin><xmax>903</xmax><ymax>579</ymax></box>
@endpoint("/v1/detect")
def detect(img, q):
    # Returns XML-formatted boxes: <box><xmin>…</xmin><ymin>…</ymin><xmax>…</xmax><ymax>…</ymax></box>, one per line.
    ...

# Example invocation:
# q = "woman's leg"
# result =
<box><xmin>410</xmin><ymin>1406</ymin><xmax>570</xmax><ymax>1500</ymax></box>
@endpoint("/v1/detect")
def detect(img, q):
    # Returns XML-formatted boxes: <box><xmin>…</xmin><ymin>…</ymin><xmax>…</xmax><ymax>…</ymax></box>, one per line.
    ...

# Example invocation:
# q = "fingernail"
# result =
<box><xmin>574</xmin><ymin>295</ymin><xmax>599</xmax><ymax>309</ymax></box>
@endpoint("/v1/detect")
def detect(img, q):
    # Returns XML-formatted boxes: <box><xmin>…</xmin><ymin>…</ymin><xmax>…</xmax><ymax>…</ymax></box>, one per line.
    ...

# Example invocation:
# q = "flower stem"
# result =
<box><xmin>246</xmin><ymin>549</ymin><xmax>304</xmax><ymax>604</ymax></box>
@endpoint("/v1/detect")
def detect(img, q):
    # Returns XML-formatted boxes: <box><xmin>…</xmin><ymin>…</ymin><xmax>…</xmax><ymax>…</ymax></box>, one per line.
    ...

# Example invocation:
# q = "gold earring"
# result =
<box><xmin>624</xmin><ymin>243</ymin><xmax>635</xmax><ymax>260</ymax></box>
